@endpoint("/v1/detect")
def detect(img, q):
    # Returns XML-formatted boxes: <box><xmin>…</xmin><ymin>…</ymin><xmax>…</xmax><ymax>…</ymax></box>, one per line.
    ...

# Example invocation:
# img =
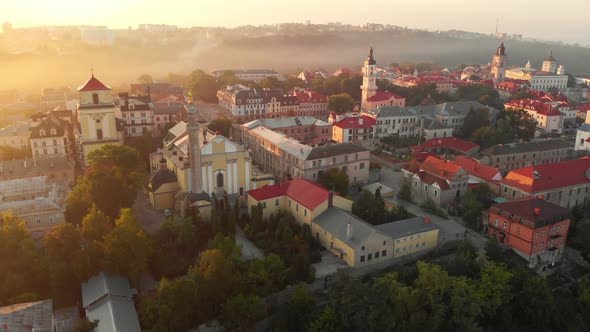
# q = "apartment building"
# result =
<box><xmin>29</xmin><ymin>116</ymin><xmax>75</xmax><ymax>159</ymax></box>
<box><xmin>329</xmin><ymin>113</ymin><xmax>375</xmax><ymax>144</ymax></box>
<box><xmin>289</xmin><ymin>88</ymin><xmax>329</xmax><ymax>118</ymax></box>
<box><xmin>479</xmin><ymin>139</ymin><xmax>572</xmax><ymax>173</ymax></box>
<box><xmin>243</xmin><ymin>116</ymin><xmax>332</xmax><ymax>145</ymax></box>
<box><xmin>119</xmin><ymin>93</ymin><xmax>154</xmax><ymax>137</ymax></box>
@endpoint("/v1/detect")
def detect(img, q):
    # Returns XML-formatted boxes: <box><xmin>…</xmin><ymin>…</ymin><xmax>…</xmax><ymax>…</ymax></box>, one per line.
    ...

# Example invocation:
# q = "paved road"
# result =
<box><xmin>235</xmin><ymin>226</ymin><xmax>264</xmax><ymax>261</ymax></box>
<box><xmin>133</xmin><ymin>191</ymin><xmax>166</xmax><ymax>235</ymax></box>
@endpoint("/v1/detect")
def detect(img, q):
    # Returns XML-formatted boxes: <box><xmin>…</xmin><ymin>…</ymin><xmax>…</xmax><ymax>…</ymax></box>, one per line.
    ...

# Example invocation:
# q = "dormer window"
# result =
<box><xmin>40</xmin><ymin>130</ymin><xmax>46</xmax><ymax>137</ymax></box>
<box><xmin>93</xmin><ymin>93</ymin><xmax>99</xmax><ymax>104</ymax></box>
<box><xmin>50</xmin><ymin>128</ymin><xmax>57</xmax><ymax>135</ymax></box>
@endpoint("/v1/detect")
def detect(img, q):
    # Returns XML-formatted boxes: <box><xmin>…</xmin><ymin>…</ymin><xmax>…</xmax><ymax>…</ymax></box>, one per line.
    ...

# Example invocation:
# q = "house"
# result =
<box><xmin>364</xmin><ymin>91</ymin><xmax>406</xmax><ymax>110</ymax></box>
<box><xmin>29</xmin><ymin>116</ymin><xmax>75</xmax><ymax>159</ymax></box>
<box><xmin>499</xmin><ymin>157</ymin><xmax>590</xmax><ymax>208</ymax></box>
<box><xmin>375</xmin><ymin>216</ymin><xmax>439</xmax><ymax>258</ymax></box>
<box><xmin>479</xmin><ymin>139</ymin><xmax>572</xmax><ymax>173</ymax></box>
<box><xmin>329</xmin><ymin>113</ymin><xmax>375</xmax><ymax>144</ymax></box>
<box><xmin>487</xmin><ymin>198</ymin><xmax>571</xmax><ymax>271</ymax></box>
<box><xmin>151</xmin><ymin>99</ymin><xmax>186</xmax><ymax>137</ymax></box>
<box><xmin>505</xmin><ymin>98</ymin><xmax>565</xmax><ymax>135</ymax></box>
<box><xmin>411</xmin><ymin>137</ymin><xmax>480</xmax><ymax>158</ymax></box>
<box><xmin>241</xmin><ymin>123</ymin><xmax>370</xmax><ymax>183</ymax></box>
<box><xmin>243</xmin><ymin>117</ymin><xmax>332</xmax><ymax>145</ymax></box>
<box><xmin>402</xmin><ymin>156</ymin><xmax>469</xmax><ymax>206</ymax></box>
<box><xmin>81</xmin><ymin>272</ymin><xmax>141</xmax><ymax>332</ymax></box>
<box><xmin>575</xmin><ymin>110</ymin><xmax>590</xmax><ymax>151</ymax></box>
<box><xmin>118</xmin><ymin>93</ymin><xmax>154</xmax><ymax>137</ymax></box>
<box><xmin>217</xmin><ymin>85</ymin><xmax>298</xmax><ymax>121</ymax></box>
<box><xmin>0</xmin><ymin>121</ymin><xmax>33</xmax><ymax>150</ymax></box>
<box><xmin>0</xmin><ymin>157</ymin><xmax>75</xmax><ymax>184</ymax></box>
<box><xmin>289</xmin><ymin>88</ymin><xmax>329</xmax><ymax>118</ymax></box>
<box><xmin>450</xmin><ymin>156</ymin><xmax>502</xmax><ymax>192</ymax></box>
<box><xmin>0</xmin><ymin>299</ymin><xmax>54</xmax><ymax>332</ymax></box>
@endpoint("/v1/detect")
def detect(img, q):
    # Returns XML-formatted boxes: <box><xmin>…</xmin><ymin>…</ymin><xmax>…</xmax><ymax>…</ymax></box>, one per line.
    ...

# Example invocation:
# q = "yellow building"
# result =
<box><xmin>248</xmin><ymin>179</ymin><xmax>440</xmax><ymax>267</ymax></box>
<box><xmin>375</xmin><ymin>216</ymin><xmax>439</xmax><ymax>258</ymax></box>
<box><xmin>148</xmin><ymin>120</ymin><xmax>274</xmax><ymax>213</ymax></box>
<box><xmin>76</xmin><ymin>73</ymin><xmax>124</xmax><ymax>166</ymax></box>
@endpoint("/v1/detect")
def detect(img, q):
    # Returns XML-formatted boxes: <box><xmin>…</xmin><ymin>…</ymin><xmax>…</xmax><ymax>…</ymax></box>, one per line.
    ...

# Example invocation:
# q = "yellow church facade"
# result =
<box><xmin>76</xmin><ymin>74</ymin><xmax>124</xmax><ymax>166</ymax></box>
<box><xmin>148</xmin><ymin>121</ymin><xmax>274</xmax><ymax>212</ymax></box>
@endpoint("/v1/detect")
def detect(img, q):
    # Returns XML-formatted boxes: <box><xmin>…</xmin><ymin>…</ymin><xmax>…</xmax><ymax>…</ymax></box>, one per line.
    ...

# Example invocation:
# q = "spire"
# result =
<box><xmin>366</xmin><ymin>45</ymin><xmax>376</xmax><ymax>65</ymax></box>
<box><xmin>525</xmin><ymin>59</ymin><xmax>531</xmax><ymax>69</ymax></box>
<box><xmin>544</xmin><ymin>49</ymin><xmax>556</xmax><ymax>62</ymax></box>
<box><xmin>496</xmin><ymin>42</ymin><xmax>506</xmax><ymax>56</ymax></box>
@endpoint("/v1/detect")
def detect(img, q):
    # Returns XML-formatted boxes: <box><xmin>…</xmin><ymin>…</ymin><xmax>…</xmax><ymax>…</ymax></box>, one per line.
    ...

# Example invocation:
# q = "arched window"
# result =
<box><xmin>92</xmin><ymin>93</ymin><xmax>99</xmax><ymax>104</ymax></box>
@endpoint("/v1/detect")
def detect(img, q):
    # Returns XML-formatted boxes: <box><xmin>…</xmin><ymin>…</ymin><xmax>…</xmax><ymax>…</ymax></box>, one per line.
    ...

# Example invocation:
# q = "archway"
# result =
<box><xmin>217</xmin><ymin>172</ymin><xmax>224</xmax><ymax>188</ymax></box>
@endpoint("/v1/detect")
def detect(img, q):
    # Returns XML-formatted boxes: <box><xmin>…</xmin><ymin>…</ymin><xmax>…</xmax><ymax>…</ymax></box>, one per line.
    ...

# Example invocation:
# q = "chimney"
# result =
<box><xmin>328</xmin><ymin>191</ymin><xmax>334</xmax><ymax>207</ymax></box>
<box><xmin>424</xmin><ymin>216</ymin><xmax>431</xmax><ymax>224</ymax></box>
<box><xmin>346</xmin><ymin>222</ymin><xmax>352</xmax><ymax>240</ymax></box>
<box><xmin>534</xmin><ymin>208</ymin><xmax>541</xmax><ymax>216</ymax></box>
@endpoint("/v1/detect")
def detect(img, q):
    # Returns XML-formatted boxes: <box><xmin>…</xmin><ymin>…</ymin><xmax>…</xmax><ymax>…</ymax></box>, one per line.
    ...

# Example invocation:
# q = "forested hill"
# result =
<box><xmin>204</xmin><ymin>30</ymin><xmax>590</xmax><ymax>74</ymax></box>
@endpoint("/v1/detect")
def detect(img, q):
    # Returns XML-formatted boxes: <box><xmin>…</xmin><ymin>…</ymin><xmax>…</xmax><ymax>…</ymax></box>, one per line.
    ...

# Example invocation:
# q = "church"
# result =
<box><xmin>76</xmin><ymin>73</ymin><xmax>124</xmax><ymax>166</ymax></box>
<box><xmin>360</xmin><ymin>47</ymin><xmax>406</xmax><ymax>110</ymax></box>
<box><xmin>147</xmin><ymin>104</ymin><xmax>274</xmax><ymax>216</ymax></box>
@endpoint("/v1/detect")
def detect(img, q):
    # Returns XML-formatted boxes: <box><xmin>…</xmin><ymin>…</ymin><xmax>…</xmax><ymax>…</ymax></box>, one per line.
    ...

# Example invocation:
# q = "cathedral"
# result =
<box><xmin>147</xmin><ymin>103</ymin><xmax>274</xmax><ymax>216</ymax></box>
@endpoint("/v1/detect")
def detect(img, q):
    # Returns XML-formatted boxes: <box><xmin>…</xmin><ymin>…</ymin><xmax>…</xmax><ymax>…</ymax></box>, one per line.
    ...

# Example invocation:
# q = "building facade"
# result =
<box><xmin>119</xmin><ymin>93</ymin><xmax>154</xmax><ymax>137</ymax></box>
<box><xmin>491</xmin><ymin>42</ymin><xmax>507</xmax><ymax>83</ymax></box>
<box><xmin>479</xmin><ymin>139</ymin><xmax>572</xmax><ymax>173</ymax></box>
<box><xmin>242</xmin><ymin>117</ymin><xmax>332</xmax><ymax>145</ymax></box>
<box><xmin>0</xmin><ymin>122</ymin><xmax>32</xmax><ymax>150</ymax></box>
<box><xmin>499</xmin><ymin>157</ymin><xmax>590</xmax><ymax>208</ymax></box>
<box><xmin>29</xmin><ymin>116</ymin><xmax>74</xmax><ymax>159</ymax></box>
<box><xmin>487</xmin><ymin>198</ymin><xmax>570</xmax><ymax>271</ymax></box>
<box><xmin>76</xmin><ymin>74</ymin><xmax>124</xmax><ymax>166</ymax></box>
<box><xmin>329</xmin><ymin>113</ymin><xmax>375</xmax><ymax>144</ymax></box>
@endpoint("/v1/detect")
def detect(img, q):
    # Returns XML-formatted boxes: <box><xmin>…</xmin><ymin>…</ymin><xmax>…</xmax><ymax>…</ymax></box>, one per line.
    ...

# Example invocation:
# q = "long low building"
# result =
<box><xmin>478</xmin><ymin>139</ymin><xmax>572</xmax><ymax>173</ymax></box>
<box><xmin>240</xmin><ymin>122</ymin><xmax>370</xmax><ymax>184</ymax></box>
<box><xmin>247</xmin><ymin>179</ymin><xmax>440</xmax><ymax>267</ymax></box>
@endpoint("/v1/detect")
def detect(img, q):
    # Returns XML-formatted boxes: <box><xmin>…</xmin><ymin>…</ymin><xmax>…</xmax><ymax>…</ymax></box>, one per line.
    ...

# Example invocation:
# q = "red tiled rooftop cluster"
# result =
<box><xmin>413</xmin><ymin>137</ymin><xmax>479</xmax><ymax>154</ymax></box>
<box><xmin>501</xmin><ymin>157</ymin><xmax>590</xmax><ymax>193</ymax></box>
<box><xmin>247</xmin><ymin>178</ymin><xmax>330</xmax><ymax>210</ymax></box>
<box><xmin>332</xmin><ymin>115</ymin><xmax>376</xmax><ymax>129</ymax></box>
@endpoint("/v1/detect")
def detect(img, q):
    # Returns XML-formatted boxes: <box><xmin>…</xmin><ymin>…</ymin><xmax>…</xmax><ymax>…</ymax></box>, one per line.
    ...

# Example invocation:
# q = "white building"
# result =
<box><xmin>575</xmin><ymin>111</ymin><xmax>590</xmax><ymax>151</ymax></box>
<box><xmin>360</xmin><ymin>47</ymin><xmax>378</xmax><ymax>110</ymax></box>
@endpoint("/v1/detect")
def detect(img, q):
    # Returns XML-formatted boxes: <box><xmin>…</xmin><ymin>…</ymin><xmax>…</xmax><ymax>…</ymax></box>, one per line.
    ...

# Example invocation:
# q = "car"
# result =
<box><xmin>163</xmin><ymin>209</ymin><xmax>172</xmax><ymax>217</ymax></box>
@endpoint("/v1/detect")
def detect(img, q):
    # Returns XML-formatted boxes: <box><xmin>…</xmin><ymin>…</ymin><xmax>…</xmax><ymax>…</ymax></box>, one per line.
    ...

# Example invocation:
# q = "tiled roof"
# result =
<box><xmin>489</xmin><ymin>197</ymin><xmax>571</xmax><ymax>229</ymax></box>
<box><xmin>501</xmin><ymin>157</ymin><xmax>590</xmax><ymax>193</ymax></box>
<box><xmin>366</xmin><ymin>91</ymin><xmax>404</xmax><ymax>102</ymax></box>
<box><xmin>451</xmin><ymin>156</ymin><xmax>501</xmax><ymax>183</ymax></box>
<box><xmin>416</xmin><ymin>171</ymin><xmax>450</xmax><ymax>190</ymax></box>
<box><xmin>481</xmin><ymin>139</ymin><xmax>571</xmax><ymax>156</ymax></box>
<box><xmin>78</xmin><ymin>75</ymin><xmax>111</xmax><ymax>91</ymax></box>
<box><xmin>306</xmin><ymin>143</ymin><xmax>367</xmax><ymax>161</ymax></box>
<box><xmin>332</xmin><ymin>115</ymin><xmax>375</xmax><ymax>129</ymax></box>
<box><xmin>414</xmin><ymin>137</ymin><xmax>479</xmax><ymax>154</ymax></box>
<box><xmin>247</xmin><ymin>178</ymin><xmax>330</xmax><ymax>210</ymax></box>
<box><xmin>375</xmin><ymin>216</ymin><xmax>438</xmax><ymax>238</ymax></box>
<box><xmin>420</xmin><ymin>156</ymin><xmax>462</xmax><ymax>181</ymax></box>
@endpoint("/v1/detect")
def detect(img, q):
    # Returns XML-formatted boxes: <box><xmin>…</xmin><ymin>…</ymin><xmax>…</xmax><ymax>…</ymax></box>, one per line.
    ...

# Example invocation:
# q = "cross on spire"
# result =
<box><xmin>91</xmin><ymin>68</ymin><xmax>94</xmax><ymax>77</ymax></box>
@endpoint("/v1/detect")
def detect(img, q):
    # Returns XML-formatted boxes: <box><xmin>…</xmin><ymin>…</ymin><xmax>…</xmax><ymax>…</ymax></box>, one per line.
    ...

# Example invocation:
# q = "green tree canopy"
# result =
<box><xmin>328</xmin><ymin>93</ymin><xmax>355</xmax><ymax>113</ymax></box>
<box><xmin>207</xmin><ymin>118</ymin><xmax>233</xmax><ymax>137</ymax></box>
<box><xmin>318</xmin><ymin>167</ymin><xmax>349</xmax><ymax>195</ymax></box>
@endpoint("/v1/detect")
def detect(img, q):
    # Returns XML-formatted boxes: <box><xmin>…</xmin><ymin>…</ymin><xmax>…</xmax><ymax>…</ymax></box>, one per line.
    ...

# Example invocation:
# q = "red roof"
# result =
<box><xmin>490</xmin><ymin>197</ymin><xmax>571</xmax><ymax>228</ymax></box>
<box><xmin>78</xmin><ymin>75</ymin><xmax>111</xmax><ymax>91</ymax></box>
<box><xmin>501</xmin><ymin>157</ymin><xmax>590</xmax><ymax>193</ymax></box>
<box><xmin>417</xmin><ymin>171</ymin><xmax>450</xmax><ymax>190</ymax></box>
<box><xmin>414</xmin><ymin>137</ymin><xmax>479</xmax><ymax>154</ymax></box>
<box><xmin>451</xmin><ymin>156</ymin><xmax>501</xmax><ymax>183</ymax></box>
<box><xmin>247</xmin><ymin>178</ymin><xmax>330</xmax><ymax>210</ymax></box>
<box><xmin>366</xmin><ymin>91</ymin><xmax>404</xmax><ymax>102</ymax></box>
<box><xmin>332</xmin><ymin>115</ymin><xmax>376</xmax><ymax>129</ymax></box>
<box><xmin>420</xmin><ymin>156</ymin><xmax>462</xmax><ymax>181</ymax></box>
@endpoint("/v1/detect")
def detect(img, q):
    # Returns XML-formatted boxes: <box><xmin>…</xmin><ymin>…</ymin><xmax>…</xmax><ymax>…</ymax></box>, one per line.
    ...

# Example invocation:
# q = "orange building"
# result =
<box><xmin>487</xmin><ymin>197</ymin><xmax>571</xmax><ymax>271</ymax></box>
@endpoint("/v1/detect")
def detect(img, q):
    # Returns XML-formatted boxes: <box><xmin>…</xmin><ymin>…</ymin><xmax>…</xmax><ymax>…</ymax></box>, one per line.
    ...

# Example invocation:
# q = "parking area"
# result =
<box><xmin>312</xmin><ymin>251</ymin><xmax>350</xmax><ymax>279</ymax></box>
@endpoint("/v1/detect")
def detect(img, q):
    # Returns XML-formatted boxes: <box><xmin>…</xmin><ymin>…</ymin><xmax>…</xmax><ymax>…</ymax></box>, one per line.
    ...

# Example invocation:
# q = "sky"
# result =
<box><xmin>2</xmin><ymin>0</ymin><xmax>588</xmax><ymax>44</ymax></box>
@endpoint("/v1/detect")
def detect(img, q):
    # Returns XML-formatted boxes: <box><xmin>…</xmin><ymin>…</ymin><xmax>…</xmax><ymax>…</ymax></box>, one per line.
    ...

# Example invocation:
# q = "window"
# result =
<box><xmin>359</xmin><ymin>163</ymin><xmax>365</xmax><ymax>169</ymax></box>
<box><xmin>96</xmin><ymin>129</ymin><xmax>103</xmax><ymax>139</ymax></box>
<box><xmin>410</xmin><ymin>236</ymin><xmax>414</xmax><ymax>240</ymax></box>
<box><xmin>361</xmin><ymin>246</ymin><xmax>365</xmax><ymax>250</ymax></box>
<box><xmin>368</xmin><ymin>253</ymin><xmax>372</xmax><ymax>261</ymax></box>
<box><xmin>262</xmin><ymin>202</ymin><xmax>267</xmax><ymax>208</ymax></box>
<box><xmin>360</xmin><ymin>255</ymin><xmax>365</xmax><ymax>262</ymax></box>
<box><xmin>36</xmin><ymin>218</ymin><xmax>41</xmax><ymax>224</ymax></box>
<box><xmin>289</xmin><ymin>200</ymin><xmax>291</xmax><ymax>207</ymax></box>
<box><xmin>40</xmin><ymin>130</ymin><xmax>46</xmax><ymax>136</ymax></box>
<box><xmin>275</xmin><ymin>199</ymin><xmax>279</xmax><ymax>206</ymax></box>
<box><xmin>383</xmin><ymin>241</ymin><xmax>386</xmax><ymax>246</ymax></box>
<box><xmin>516</xmin><ymin>227</ymin><xmax>520</xmax><ymax>234</ymax></box>
<box><xmin>375</xmin><ymin>251</ymin><xmax>380</xmax><ymax>259</ymax></box>
<box><xmin>92</xmin><ymin>93</ymin><xmax>99</xmax><ymax>104</ymax></box>
<box><xmin>502</xmin><ymin>222</ymin><xmax>507</xmax><ymax>229</ymax></box>
<box><xmin>396</xmin><ymin>248</ymin><xmax>400</xmax><ymax>253</ymax></box>
<box><xmin>304</xmin><ymin>210</ymin><xmax>307</xmax><ymax>217</ymax></box>
<box><xmin>424</xmin><ymin>184</ymin><xmax>428</xmax><ymax>192</ymax></box>
<box><xmin>382</xmin><ymin>250</ymin><xmax>386</xmax><ymax>257</ymax></box>
<box><xmin>296</xmin><ymin>204</ymin><xmax>299</xmax><ymax>211</ymax></box>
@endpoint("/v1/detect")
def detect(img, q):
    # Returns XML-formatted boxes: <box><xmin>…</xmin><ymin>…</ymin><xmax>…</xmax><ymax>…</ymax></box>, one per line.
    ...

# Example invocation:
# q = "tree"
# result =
<box><xmin>475</xmin><ymin>259</ymin><xmax>513</xmax><ymax>317</ymax></box>
<box><xmin>81</xmin><ymin>205</ymin><xmax>111</xmax><ymax>242</ymax></box>
<box><xmin>207</xmin><ymin>118</ymin><xmax>233</xmax><ymax>137</ymax></box>
<box><xmin>461</xmin><ymin>107</ymin><xmax>490</xmax><ymax>138</ymax></box>
<box><xmin>187</xmin><ymin>69</ymin><xmax>222</xmax><ymax>102</ymax></box>
<box><xmin>285</xmin><ymin>284</ymin><xmax>316</xmax><ymax>332</ymax></box>
<box><xmin>309</xmin><ymin>308</ymin><xmax>340</xmax><ymax>332</ymax></box>
<box><xmin>221</xmin><ymin>294</ymin><xmax>266</xmax><ymax>332</ymax></box>
<box><xmin>509</xmin><ymin>109</ymin><xmax>537</xmax><ymax>141</ymax></box>
<box><xmin>399</xmin><ymin>178</ymin><xmax>413</xmax><ymax>202</ymax></box>
<box><xmin>43</xmin><ymin>223</ymin><xmax>84</xmax><ymax>306</ymax></box>
<box><xmin>462</xmin><ymin>184</ymin><xmax>493</xmax><ymax>230</ymax></box>
<box><xmin>318</xmin><ymin>168</ymin><xmax>349</xmax><ymax>195</ymax></box>
<box><xmin>125</xmin><ymin>133</ymin><xmax>158</xmax><ymax>170</ymax></box>
<box><xmin>569</xmin><ymin>218</ymin><xmax>590</xmax><ymax>260</ymax></box>
<box><xmin>74</xmin><ymin>318</ymin><xmax>99</xmax><ymax>332</ymax></box>
<box><xmin>66</xmin><ymin>145</ymin><xmax>145</xmax><ymax>220</ymax></box>
<box><xmin>137</xmin><ymin>74</ymin><xmax>154</xmax><ymax>84</ymax></box>
<box><xmin>0</xmin><ymin>212</ymin><xmax>44</xmax><ymax>305</ymax></box>
<box><xmin>102</xmin><ymin>209</ymin><xmax>152</xmax><ymax>284</ymax></box>
<box><xmin>328</xmin><ymin>93</ymin><xmax>355</xmax><ymax>113</ymax></box>
<box><xmin>352</xmin><ymin>190</ymin><xmax>385</xmax><ymax>225</ymax></box>
<box><xmin>151</xmin><ymin>217</ymin><xmax>199</xmax><ymax>278</ymax></box>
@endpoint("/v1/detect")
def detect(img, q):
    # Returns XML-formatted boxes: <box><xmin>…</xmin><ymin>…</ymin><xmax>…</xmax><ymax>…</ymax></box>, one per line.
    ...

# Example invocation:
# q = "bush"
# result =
<box><xmin>420</xmin><ymin>198</ymin><xmax>447</xmax><ymax>218</ymax></box>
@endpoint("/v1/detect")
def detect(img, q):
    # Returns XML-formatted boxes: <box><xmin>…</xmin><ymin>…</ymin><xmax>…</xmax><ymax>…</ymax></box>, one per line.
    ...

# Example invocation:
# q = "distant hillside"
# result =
<box><xmin>1</xmin><ymin>29</ymin><xmax>589</xmax><ymax>93</ymax></box>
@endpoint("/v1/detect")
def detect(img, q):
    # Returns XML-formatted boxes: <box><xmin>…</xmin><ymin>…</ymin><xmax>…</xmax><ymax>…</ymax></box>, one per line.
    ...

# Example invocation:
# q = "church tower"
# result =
<box><xmin>491</xmin><ymin>42</ymin><xmax>507</xmax><ymax>83</ymax></box>
<box><xmin>187</xmin><ymin>103</ymin><xmax>204</xmax><ymax>195</ymax></box>
<box><xmin>360</xmin><ymin>46</ymin><xmax>378</xmax><ymax>110</ymax></box>
<box><xmin>542</xmin><ymin>50</ymin><xmax>557</xmax><ymax>73</ymax></box>
<box><xmin>77</xmin><ymin>72</ymin><xmax>122</xmax><ymax>166</ymax></box>
<box><xmin>525</xmin><ymin>59</ymin><xmax>532</xmax><ymax>69</ymax></box>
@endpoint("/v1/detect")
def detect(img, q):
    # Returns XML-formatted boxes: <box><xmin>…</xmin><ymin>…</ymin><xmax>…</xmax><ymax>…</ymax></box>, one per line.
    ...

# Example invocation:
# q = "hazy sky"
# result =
<box><xmin>2</xmin><ymin>0</ymin><xmax>588</xmax><ymax>44</ymax></box>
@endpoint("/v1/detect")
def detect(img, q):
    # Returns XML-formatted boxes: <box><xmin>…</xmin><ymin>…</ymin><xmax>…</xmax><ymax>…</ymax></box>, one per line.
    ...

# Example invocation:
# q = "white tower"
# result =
<box><xmin>491</xmin><ymin>42</ymin><xmax>507</xmax><ymax>83</ymax></box>
<box><xmin>187</xmin><ymin>103</ymin><xmax>203</xmax><ymax>194</ymax></box>
<box><xmin>360</xmin><ymin>46</ymin><xmax>378</xmax><ymax>110</ymax></box>
<box><xmin>542</xmin><ymin>50</ymin><xmax>557</xmax><ymax>73</ymax></box>
<box><xmin>557</xmin><ymin>65</ymin><xmax>565</xmax><ymax>76</ymax></box>
<box><xmin>525</xmin><ymin>59</ymin><xmax>532</xmax><ymax>69</ymax></box>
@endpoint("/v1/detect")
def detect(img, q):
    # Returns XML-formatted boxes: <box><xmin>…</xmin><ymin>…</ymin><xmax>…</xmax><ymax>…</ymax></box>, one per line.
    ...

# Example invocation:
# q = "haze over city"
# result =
<box><xmin>3</xmin><ymin>0</ymin><xmax>589</xmax><ymax>44</ymax></box>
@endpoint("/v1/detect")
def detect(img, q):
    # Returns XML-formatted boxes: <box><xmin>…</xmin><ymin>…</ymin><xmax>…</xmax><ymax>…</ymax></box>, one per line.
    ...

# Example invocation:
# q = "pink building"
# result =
<box><xmin>290</xmin><ymin>88</ymin><xmax>329</xmax><ymax>118</ymax></box>
<box><xmin>329</xmin><ymin>113</ymin><xmax>376</xmax><ymax>144</ymax></box>
<box><xmin>242</xmin><ymin>116</ymin><xmax>332</xmax><ymax>145</ymax></box>
<box><xmin>363</xmin><ymin>91</ymin><xmax>406</xmax><ymax>110</ymax></box>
